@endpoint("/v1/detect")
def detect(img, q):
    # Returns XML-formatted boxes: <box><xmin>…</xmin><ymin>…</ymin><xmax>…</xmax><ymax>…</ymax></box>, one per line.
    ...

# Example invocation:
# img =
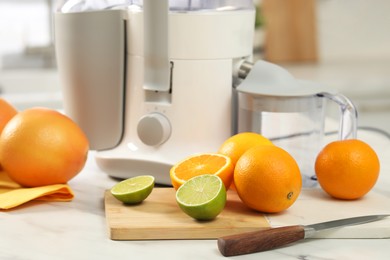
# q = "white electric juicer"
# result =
<box><xmin>55</xmin><ymin>0</ymin><xmax>256</xmax><ymax>184</ymax></box>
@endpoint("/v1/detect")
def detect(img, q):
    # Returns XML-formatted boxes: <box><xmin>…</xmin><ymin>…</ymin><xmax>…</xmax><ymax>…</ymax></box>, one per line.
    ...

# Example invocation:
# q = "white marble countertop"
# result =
<box><xmin>1</xmin><ymin>128</ymin><xmax>389</xmax><ymax>260</ymax></box>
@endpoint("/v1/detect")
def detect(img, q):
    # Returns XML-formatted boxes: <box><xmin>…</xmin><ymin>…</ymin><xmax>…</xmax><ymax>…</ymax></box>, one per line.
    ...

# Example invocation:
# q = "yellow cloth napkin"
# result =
<box><xmin>0</xmin><ymin>171</ymin><xmax>74</xmax><ymax>210</ymax></box>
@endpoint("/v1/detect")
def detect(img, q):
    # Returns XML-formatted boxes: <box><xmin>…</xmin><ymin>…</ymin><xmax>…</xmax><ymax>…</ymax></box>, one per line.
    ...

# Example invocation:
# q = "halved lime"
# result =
<box><xmin>176</xmin><ymin>174</ymin><xmax>226</xmax><ymax>220</ymax></box>
<box><xmin>110</xmin><ymin>175</ymin><xmax>155</xmax><ymax>204</ymax></box>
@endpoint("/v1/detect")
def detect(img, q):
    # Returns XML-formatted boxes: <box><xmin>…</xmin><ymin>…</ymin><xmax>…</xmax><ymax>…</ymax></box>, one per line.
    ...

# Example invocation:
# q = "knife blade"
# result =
<box><xmin>217</xmin><ymin>214</ymin><xmax>389</xmax><ymax>257</ymax></box>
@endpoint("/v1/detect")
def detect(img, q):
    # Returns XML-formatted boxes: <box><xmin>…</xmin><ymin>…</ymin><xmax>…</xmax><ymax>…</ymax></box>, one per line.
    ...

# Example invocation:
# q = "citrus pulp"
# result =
<box><xmin>176</xmin><ymin>174</ymin><xmax>226</xmax><ymax>220</ymax></box>
<box><xmin>111</xmin><ymin>175</ymin><xmax>155</xmax><ymax>204</ymax></box>
<box><xmin>170</xmin><ymin>153</ymin><xmax>233</xmax><ymax>190</ymax></box>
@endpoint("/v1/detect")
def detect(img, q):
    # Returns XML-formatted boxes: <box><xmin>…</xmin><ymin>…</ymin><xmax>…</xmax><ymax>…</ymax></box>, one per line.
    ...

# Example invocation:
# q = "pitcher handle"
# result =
<box><xmin>318</xmin><ymin>92</ymin><xmax>358</xmax><ymax>140</ymax></box>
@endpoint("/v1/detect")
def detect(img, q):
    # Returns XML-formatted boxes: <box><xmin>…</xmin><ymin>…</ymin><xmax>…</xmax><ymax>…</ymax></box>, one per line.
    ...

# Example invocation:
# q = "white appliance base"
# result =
<box><xmin>95</xmin><ymin>153</ymin><xmax>173</xmax><ymax>185</ymax></box>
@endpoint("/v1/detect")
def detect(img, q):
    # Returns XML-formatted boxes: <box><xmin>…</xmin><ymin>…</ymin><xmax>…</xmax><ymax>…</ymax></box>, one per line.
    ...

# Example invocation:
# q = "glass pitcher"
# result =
<box><xmin>236</xmin><ymin>61</ymin><xmax>357</xmax><ymax>187</ymax></box>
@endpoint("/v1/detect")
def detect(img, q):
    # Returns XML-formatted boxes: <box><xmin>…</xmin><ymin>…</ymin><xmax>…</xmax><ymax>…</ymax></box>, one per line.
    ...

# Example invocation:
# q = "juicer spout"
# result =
<box><xmin>237</xmin><ymin>60</ymin><xmax>254</xmax><ymax>80</ymax></box>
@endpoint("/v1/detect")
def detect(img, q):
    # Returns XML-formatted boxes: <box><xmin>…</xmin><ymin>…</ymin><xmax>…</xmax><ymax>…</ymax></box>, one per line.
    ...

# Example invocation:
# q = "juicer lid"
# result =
<box><xmin>57</xmin><ymin>0</ymin><xmax>254</xmax><ymax>13</ymax></box>
<box><xmin>237</xmin><ymin>60</ymin><xmax>335</xmax><ymax>97</ymax></box>
<box><xmin>56</xmin><ymin>0</ymin><xmax>137</xmax><ymax>13</ymax></box>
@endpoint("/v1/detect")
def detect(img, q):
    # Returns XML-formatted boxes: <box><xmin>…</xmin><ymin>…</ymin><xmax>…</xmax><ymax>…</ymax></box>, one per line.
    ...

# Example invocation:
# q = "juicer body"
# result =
<box><xmin>55</xmin><ymin>6</ymin><xmax>255</xmax><ymax>184</ymax></box>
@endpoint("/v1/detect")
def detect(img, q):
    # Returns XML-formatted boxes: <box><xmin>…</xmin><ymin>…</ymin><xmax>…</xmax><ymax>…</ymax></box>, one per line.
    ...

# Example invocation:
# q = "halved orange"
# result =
<box><xmin>170</xmin><ymin>153</ymin><xmax>234</xmax><ymax>190</ymax></box>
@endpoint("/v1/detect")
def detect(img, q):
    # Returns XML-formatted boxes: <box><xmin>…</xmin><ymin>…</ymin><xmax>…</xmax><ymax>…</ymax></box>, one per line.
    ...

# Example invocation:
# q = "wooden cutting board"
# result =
<box><xmin>105</xmin><ymin>188</ymin><xmax>390</xmax><ymax>240</ymax></box>
<box><xmin>104</xmin><ymin>188</ymin><xmax>270</xmax><ymax>240</ymax></box>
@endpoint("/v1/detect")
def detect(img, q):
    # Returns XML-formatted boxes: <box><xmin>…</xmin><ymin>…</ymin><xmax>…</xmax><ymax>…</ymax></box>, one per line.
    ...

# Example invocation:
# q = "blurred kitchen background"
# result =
<box><xmin>0</xmin><ymin>0</ymin><xmax>389</xmax><ymax>134</ymax></box>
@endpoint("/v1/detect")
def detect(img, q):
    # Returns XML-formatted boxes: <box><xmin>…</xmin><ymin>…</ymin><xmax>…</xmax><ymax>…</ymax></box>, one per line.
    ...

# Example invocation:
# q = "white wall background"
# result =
<box><xmin>0</xmin><ymin>0</ymin><xmax>52</xmax><ymax>66</ymax></box>
<box><xmin>316</xmin><ymin>0</ymin><xmax>390</xmax><ymax>61</ymax></box>
<box><xmin>0</xmin><ymin>0</ymin><xmax>390</xmax><ymax>65</ymax></box>
<box><xmin>0</xmin><ymin>0</ymin><xmax>389</xmax><ymax>129</ymax></box>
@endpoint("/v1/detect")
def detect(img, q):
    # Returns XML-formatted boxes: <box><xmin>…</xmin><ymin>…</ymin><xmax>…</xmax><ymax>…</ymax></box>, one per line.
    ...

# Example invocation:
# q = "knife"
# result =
<box><xmin>218</xmin><ymin>214</ymin><xmax>389</xmax><ymax>257</ymax></box>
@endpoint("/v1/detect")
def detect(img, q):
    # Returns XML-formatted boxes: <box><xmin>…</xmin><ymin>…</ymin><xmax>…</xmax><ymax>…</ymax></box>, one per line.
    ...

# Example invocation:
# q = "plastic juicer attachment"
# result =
<box><xmin>236</xmin><ymin>60</ymin><xmax>357</xmax><ymax>186</ymax></box>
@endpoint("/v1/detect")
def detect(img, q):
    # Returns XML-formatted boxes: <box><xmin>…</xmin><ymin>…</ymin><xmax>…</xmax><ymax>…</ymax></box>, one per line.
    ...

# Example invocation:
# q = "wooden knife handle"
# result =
<box><xmin>217</xmin><ymin>225</ymin><xmax>305</xmax><ymax>257</ymax></box>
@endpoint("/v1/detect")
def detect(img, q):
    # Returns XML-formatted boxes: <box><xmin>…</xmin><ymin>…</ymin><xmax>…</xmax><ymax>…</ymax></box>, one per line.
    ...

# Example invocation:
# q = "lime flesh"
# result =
<box><xmin>176</xmin><ymin>174</ymin><xmax>226</xmax><ymax>220</ymax></box>
<box><xmin>110</xmin><ymin>175</ymin><xmax>155</xmax><ymax>204</ymax></box>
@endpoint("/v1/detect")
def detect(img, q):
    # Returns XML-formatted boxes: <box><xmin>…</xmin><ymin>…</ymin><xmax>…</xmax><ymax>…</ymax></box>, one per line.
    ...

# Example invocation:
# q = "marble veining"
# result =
<box><xmin>1</xmin><ymin>130</ymin><xmax>389</xmax><ymax>260</ymax></box>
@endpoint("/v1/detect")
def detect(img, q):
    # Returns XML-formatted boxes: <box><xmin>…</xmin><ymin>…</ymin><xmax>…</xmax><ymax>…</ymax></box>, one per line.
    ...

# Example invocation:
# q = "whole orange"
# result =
<box><xmin>0</xmin><ymin>98</ymin><xmax>18</xmax><ymax>135</ymax></box>
<box><xmin>0</xmin><ymin>98</ymin><xmax>18</xmax><ymax>170</ymax></box>
<box><xmin>218</xmin><ymin>132</ymin><xmax>273</xmax><ymax>166</ymax></box>
<box><xmin>0</xmin><ymin>108</ymin><xmax>89</xmax><ymax>187</ymax></box>
<box><xmin>315</xmin><ymin>139</ymin><xmax>380</xmax><ymax>200</ymax></box>
<box><xmin>234</xmin><ymin>145</ymin><xmax>302</xmax><ymax>213</ymax></box>
<box><xmin>218</xmin><ymin>132</ymin><xmax>273</xmax><ymax>190</ymax></box>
